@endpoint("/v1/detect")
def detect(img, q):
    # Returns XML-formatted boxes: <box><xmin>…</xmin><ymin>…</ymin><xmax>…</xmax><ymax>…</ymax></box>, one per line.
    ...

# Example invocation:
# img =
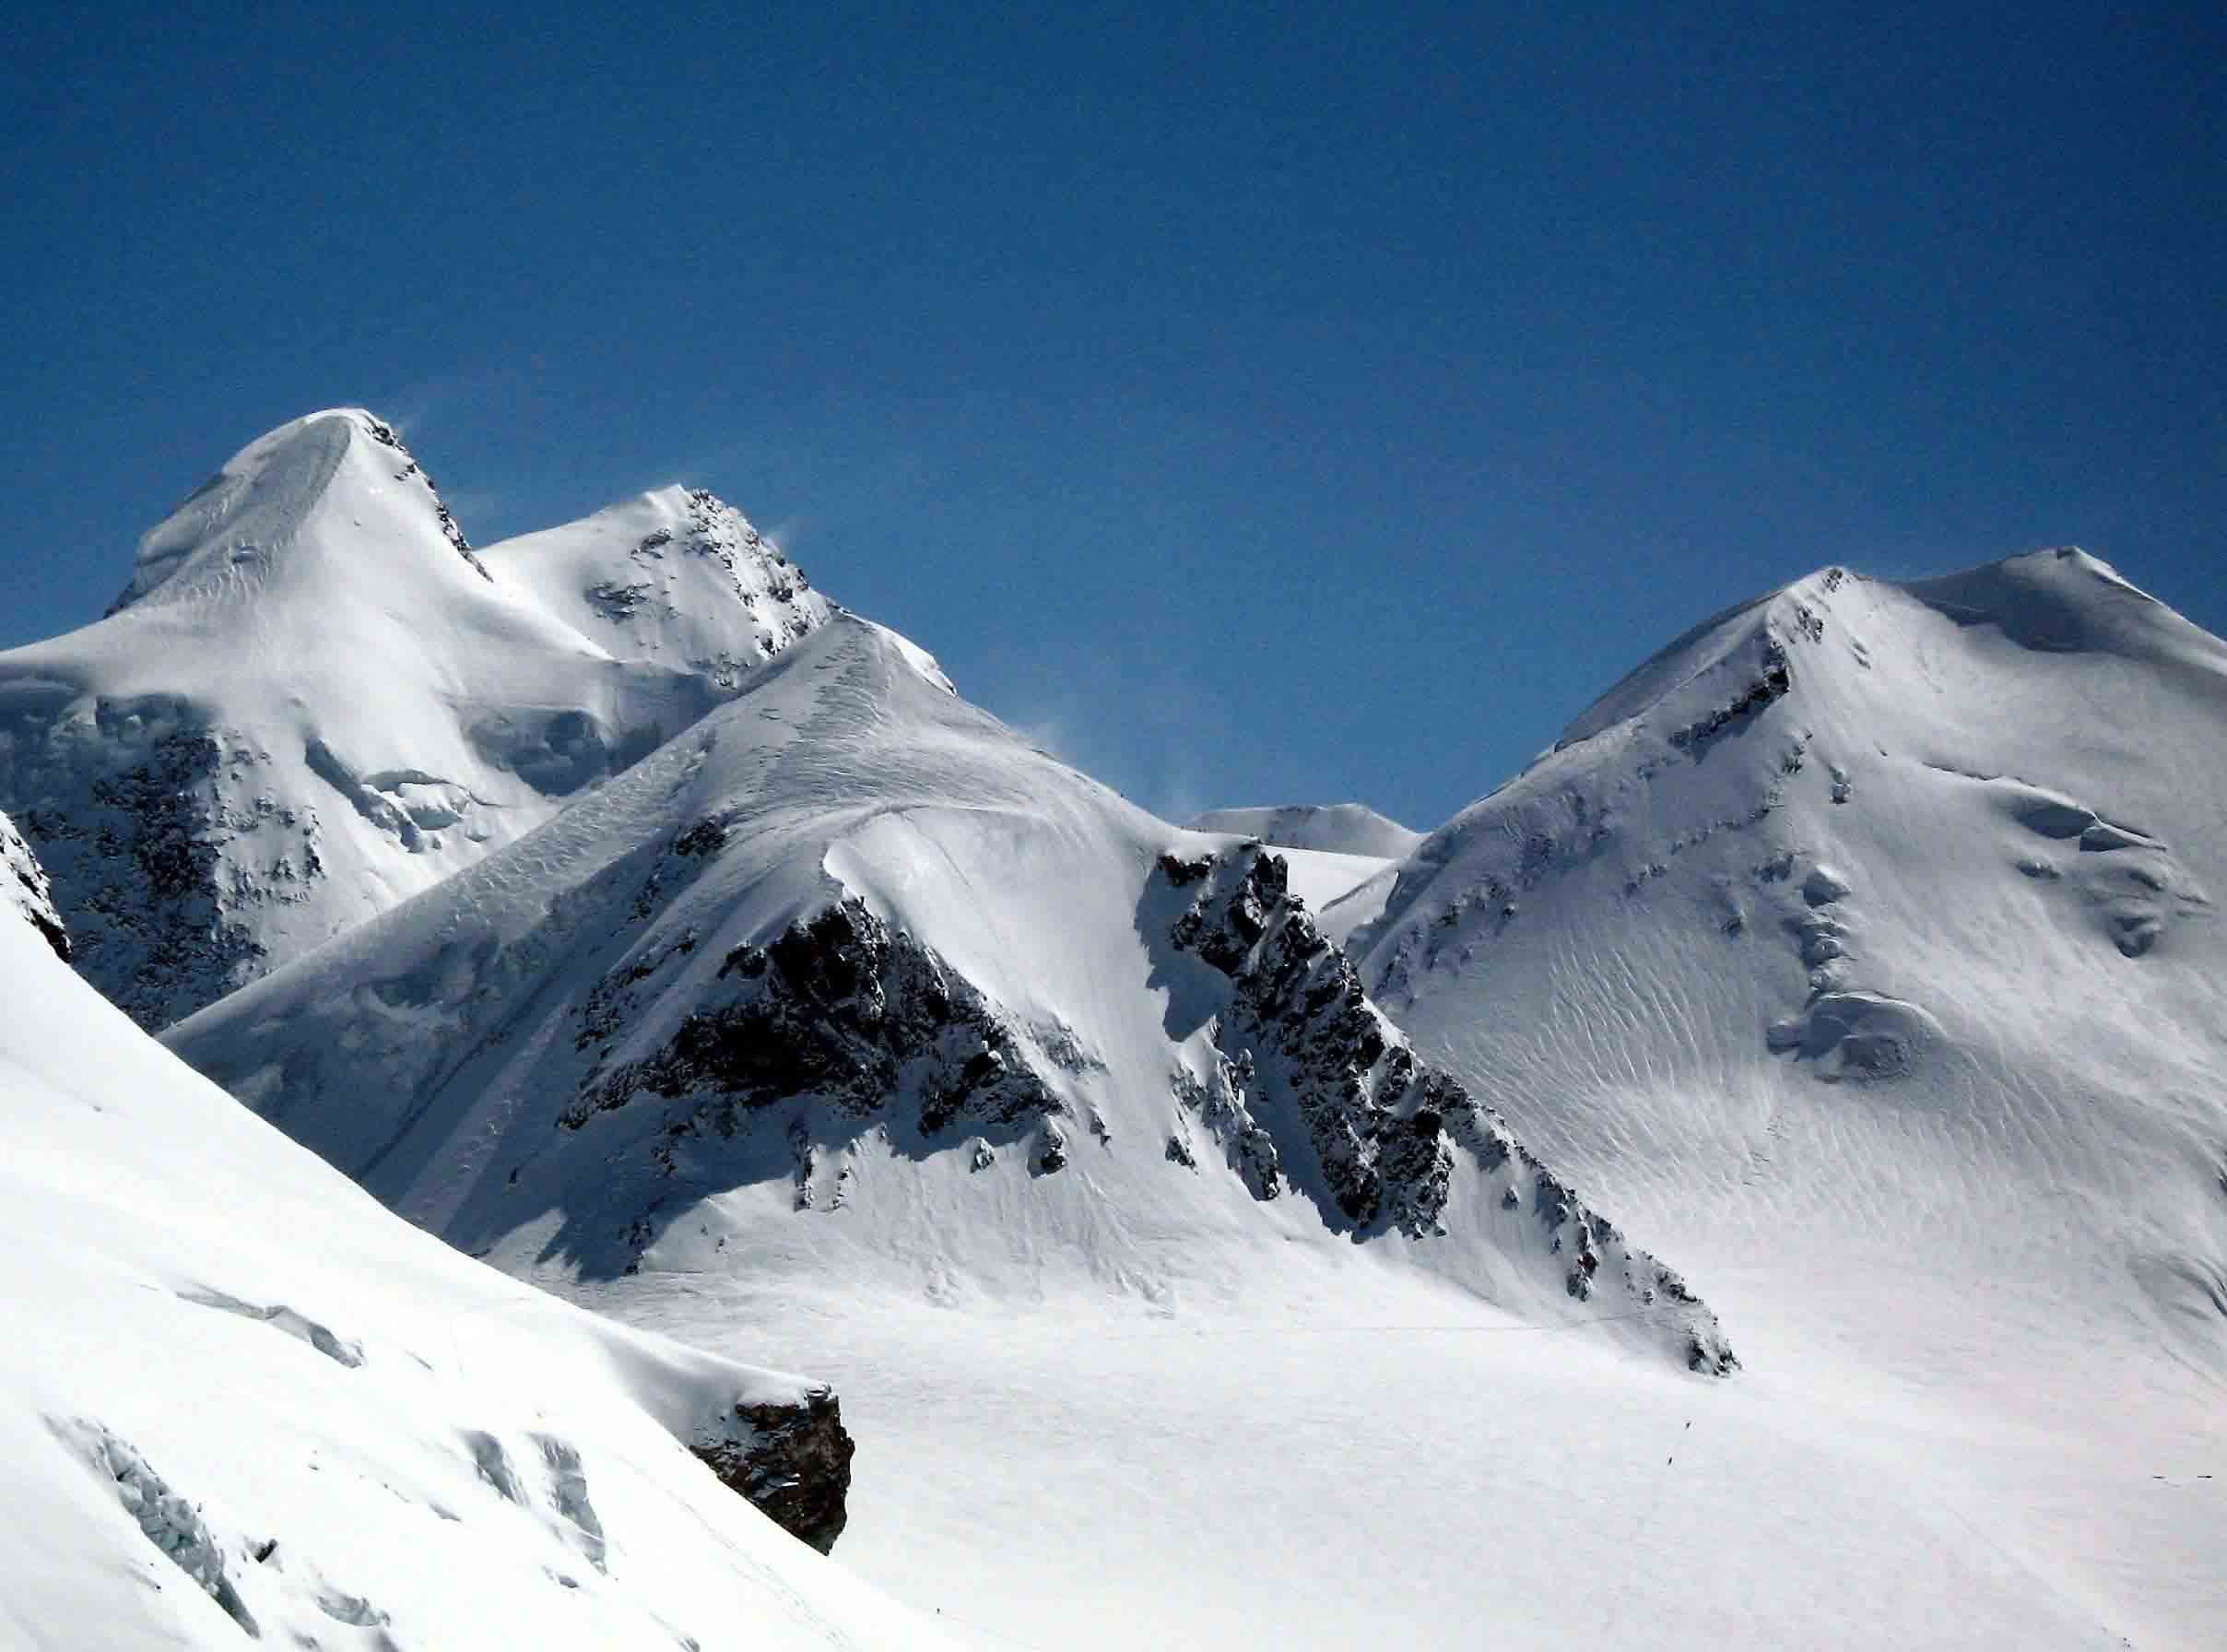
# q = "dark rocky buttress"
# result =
<box><xmin>1155</xmin><ymin>843</ymin><xmax>1737</xmax><ymax>1374</ymax></box>
<box><xmin>689</xmin><ymin>1386</ymin><xmax>855</xmax><ymax>1554</ymax></box>
<box><xmin>569</xmin><ymin>894</ymin><xmax>1061</xmax><ymax>1145</ymax></box>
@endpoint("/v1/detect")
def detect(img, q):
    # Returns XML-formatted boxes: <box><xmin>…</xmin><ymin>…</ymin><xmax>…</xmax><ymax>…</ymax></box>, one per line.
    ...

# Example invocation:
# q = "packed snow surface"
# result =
<box><xmin>0</xmin><ymin>821</ymin><xmax>949</xmax><ymax>1651</ymax></box>
<box><xmin>0</xmin><ymin>410</ymin><xmax>828</xmax><ymax>1027</ymax></box>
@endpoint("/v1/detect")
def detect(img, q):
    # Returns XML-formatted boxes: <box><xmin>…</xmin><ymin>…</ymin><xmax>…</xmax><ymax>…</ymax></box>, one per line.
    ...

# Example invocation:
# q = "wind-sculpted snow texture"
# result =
<box><xmin>1354</xmin><ymin>548</ymin><xmax>2227</xmax><ymax>1648</ymax></box>
<box><xmin>0</xmin><ymin>853</ymin><xmax>948</xmax><ymax>1652</ymax></box>
<box><xmin>0</xmin><ymin>410</ymin><xmax>828</xmax><ymax>1027</ymax></box>
<box><xmin>171</xmin><ymin>612</ymin><xmax>1727</xmax><ymax>1373</ymax></box>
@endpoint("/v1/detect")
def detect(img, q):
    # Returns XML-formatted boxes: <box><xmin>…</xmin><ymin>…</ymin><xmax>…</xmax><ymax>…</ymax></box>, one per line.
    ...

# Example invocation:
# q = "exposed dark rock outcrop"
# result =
<box><xmin>4</xmin><ymin>707</ymin><xmax>275</xmax><ymax>1025</ymax></box>
<box><xmin>569</xmin><ymin>895</ymin><xmax>1061</xmax><ymax>1143</ymax></box>
<box><xmin>1153</xmin><ymin>844</ymin><xmax>1737</xmax><ymax>1374</ymax></box>
<box><xmin>1667</xmin><ymin>637</ymin><xmax>1794</xmax><ymax>756</ymax></box>
<box><xmin>363</xmin><ymin>416</ymin><xmax>489</xmax><ymax>580</ymax></box>
<box><xmin>689</xmin><ymin>1386</ymin><xmax>855</xmax><ymax>1553</ymax></box>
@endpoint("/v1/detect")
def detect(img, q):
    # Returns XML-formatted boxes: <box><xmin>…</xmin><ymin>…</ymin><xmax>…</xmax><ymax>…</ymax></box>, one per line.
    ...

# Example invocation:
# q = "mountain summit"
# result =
<box><xmin>0</xmin><ymin>412</ymin><xmax>828</xmax><ymax>1026</ymax></box>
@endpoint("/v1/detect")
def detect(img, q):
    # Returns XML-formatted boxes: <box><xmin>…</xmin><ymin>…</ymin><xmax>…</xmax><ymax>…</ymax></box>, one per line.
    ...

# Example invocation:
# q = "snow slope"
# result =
<box><xmin>3</xmin><ymin>808</ymin><xmax>65</xmax><ymax>960</ymax></box>
<box><xmin>1352</xmin><ymin>549</ymin><xmax>2227</xmax><ymax>1648</ymax></box>
<box><xmin>0</xmin><ymin>819</ymin><xmax>949</xmax><ymax>1652</ymax></box>
<box><xmin>168</xmin><ymin>611</ymin><xmax>1729</xmax><ymax>1373</ymax></box>
<box><xmin>0</xmin><ymin>411</ymin><xmax>827</xmax><ymax>1027</ymax></box>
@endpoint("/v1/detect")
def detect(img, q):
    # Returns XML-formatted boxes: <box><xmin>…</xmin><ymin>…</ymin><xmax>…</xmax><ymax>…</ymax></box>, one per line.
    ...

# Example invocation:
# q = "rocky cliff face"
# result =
<box><xmin>2</xmin><ymin>808</ymin><xmax>68</xmax><ymax>962</ymax></box>
<box><xmin>1152</xmin><ymin>843</ymin><xmax>1737</xmax><ymax>1373</ymax></box>
<box><xmin>689</xmin><ymin>1386</ymin><xmax>855</xmax><ymax>1554</ymax></box>
<box><xmin>5</xmin><ymin>706</ymin><xmax>278</xmax><ymax>1024</ymax></box>
<box><xmin>568</xmin><ymin>891</ymin><xmax>1066</xmax><ymax>1196</ymax></box>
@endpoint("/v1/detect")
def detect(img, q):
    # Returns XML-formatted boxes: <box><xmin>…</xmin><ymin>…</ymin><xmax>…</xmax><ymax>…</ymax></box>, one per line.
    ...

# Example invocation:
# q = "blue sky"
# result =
<box><xmin>4</xmin><ymin>2</ymin><xmax>2221</xmax><ymax>829</ymax></box>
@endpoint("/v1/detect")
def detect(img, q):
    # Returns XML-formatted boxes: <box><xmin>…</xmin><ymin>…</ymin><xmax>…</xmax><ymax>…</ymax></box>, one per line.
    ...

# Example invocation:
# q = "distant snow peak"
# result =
<box><xmin>1154</xmin><ymin>841</ymin><xmax>1736</xmax><ymax>1373</ymax></box>
<box><xmin>0</xmin><ymin>412</ymin><xmax>842</xmax><ymax>1026</ymax></box>
<box><xmin>108</xmin><ymin>407</ymin><xmax>483</xmax><ymax>615</ymax></box>
<box><xmin>358</xmin><ymin>411</ymin><xmax>488</xmax><ymax>579</ymax></box>
<box><xmin>477</xmin><ymin>479</ymin><xmax>834</xmax><ymax>692</ymax></box>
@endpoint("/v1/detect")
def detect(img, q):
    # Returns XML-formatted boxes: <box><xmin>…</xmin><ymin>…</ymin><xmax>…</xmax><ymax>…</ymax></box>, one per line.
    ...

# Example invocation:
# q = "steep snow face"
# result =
<box><xmin>1353</xmin><ymin>549</ymin><xmax>2227</xmax><ymax>1645</ymax></box>
<box><xmin>170</xmin><ymin>612</ymin><xmax>1729</xmax><ymax>1373</ymax></box>
<box><xmin>0</xmin><ymin>411</ymin><xmax>828</xmax><ymax>1028</ymax></box>
<box><xmin>1186</xmin><ymin>802</ymin><xmax>1424</xmax><ymax>858</ymax></box>
<box><xmin>0</xmin><ymin>848</ymin><xmax>948</xmax><ymax>1651</ymax></box>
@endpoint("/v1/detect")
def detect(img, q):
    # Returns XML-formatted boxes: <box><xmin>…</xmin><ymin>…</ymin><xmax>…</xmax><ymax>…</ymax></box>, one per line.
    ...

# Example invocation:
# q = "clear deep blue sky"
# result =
<box><xmin>5</xmin><ymin>3</ymin><xmax>2221</xmax><ymax>829</ymax></box>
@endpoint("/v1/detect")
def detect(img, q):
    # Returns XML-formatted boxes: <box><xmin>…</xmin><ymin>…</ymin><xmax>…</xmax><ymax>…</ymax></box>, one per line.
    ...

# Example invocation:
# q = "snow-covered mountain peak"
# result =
<box><xmin>0</xmin><ymin>417</ymin><xmax>839</xmax><ymax>1027</ymax></box>
<box><xmin>478</xmin><ymin>482</ymin><xmax>832</xmax><ymax>690</ymax></box>
<box><xmin>1350</xmin><ymin>549</ymin><xmax>2227</xmax><ymax>1503</ymax></box>
<box><xmin>110</xmin><ymin>408</ymin><xmax>484</xmax><ymax>615</ymax></box>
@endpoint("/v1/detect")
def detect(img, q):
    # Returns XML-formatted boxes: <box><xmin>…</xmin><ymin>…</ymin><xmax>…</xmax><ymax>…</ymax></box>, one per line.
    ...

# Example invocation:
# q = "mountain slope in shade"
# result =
<box><xmin>168</xmin><ymin>611</ymin><xmax>1731</xmax><ymax>1374</ymax></box>
<box><xmin>0</xmin><ymin>410</ymin><xmax>829</xmax><ymax>1028</ymax></box>
<box><xmin>0</xmin><ymin>816</ymin><xmax>947</xmax><ymax>1652</ymax></box>
<box><xmin>1353</xmin><ymin>548</ymin><xmax>2227</xmax><ymax>1649</ymax></box>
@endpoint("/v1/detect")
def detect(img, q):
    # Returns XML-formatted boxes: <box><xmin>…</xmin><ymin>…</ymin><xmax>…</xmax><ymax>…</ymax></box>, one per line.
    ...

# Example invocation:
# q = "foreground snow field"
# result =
<box><xmin>583</xmin><ymin>1270</ymin><xmax>2185</xmax><ymax>1652</ymax></box>
<box><xmin>0</xmin><ymin>867</ymin><xmax>949</xmax><ymax>1651</ymax></box>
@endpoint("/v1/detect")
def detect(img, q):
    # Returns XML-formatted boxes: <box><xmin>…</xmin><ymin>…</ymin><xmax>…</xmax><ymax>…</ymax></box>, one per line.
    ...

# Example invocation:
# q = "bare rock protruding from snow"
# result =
<box><xmin>1186</xmin><ymin>803</ymin><xmax>1421</xmax><ymax>935</ymax></box>
<box><xmin>0</xmin><ymin>410</ymin><xmax>830</xmax><ymax>1028</ymax></box>
<box><xmin>170</xmin><ymin>612</ymin><xmax>1728</xmax><ymax>1373</ymax></box>
<box><xmin>3</xmin><ymin>808</ymin><xmax>67</xmax><ymax>961</ymax></box>
<box><xmin>691</xmin><ymin>1386</ymin><xmax>856</xmax><ymax>1554</ymax></box>
<box><xmin>1186</xmin><ymin>802</ymin><xmax>1424</xmax><ymax>858</ymax></box>
<box><xmin>0</xmin><ymin>877</ymin><xmax>948</xmax><ymax>1650</ymax></box>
